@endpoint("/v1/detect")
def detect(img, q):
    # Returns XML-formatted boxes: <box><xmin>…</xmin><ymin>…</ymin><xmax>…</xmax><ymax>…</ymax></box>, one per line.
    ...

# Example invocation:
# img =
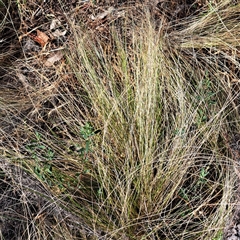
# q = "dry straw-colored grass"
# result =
<box><xmin>0</xmin><ymin>1</ymin><xmax>240</xmax><ymax>239</ymax></box>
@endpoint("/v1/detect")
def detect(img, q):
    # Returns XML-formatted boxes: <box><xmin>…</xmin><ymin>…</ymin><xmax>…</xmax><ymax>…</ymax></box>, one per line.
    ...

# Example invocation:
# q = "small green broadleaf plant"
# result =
<box><xmin>79</xmin><ymin>122</ymin><xmax>100</xmax><ymax>158</ymax></box>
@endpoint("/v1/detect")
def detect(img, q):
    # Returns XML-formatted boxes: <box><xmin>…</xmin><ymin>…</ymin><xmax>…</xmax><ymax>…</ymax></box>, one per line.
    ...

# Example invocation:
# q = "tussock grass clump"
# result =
<box><xmin>65</xmin><ymin>11</ymin><xmax>238</xmax><ymax>239</ymax></box>
<box><xmin>0</xmin><ymin>1</ymin><xmax>240</xmax><ymax>239</ymax></box>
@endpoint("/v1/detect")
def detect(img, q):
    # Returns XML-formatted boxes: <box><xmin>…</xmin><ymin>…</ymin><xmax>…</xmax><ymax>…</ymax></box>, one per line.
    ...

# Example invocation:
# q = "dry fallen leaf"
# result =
<box><xmin>91</xmin><ymin>7</ymin><xmax>115</xmax><ymax>20</ymax></box>
<box><xmin>52</xmin><ymin>29</ymin><xmax>67</xmax><ymax>38</ymax></box>
<box><xmin>45</xmin><ymin>51</ymin><xmax>63</xmax><ymax>67</ymax></box>
<box><xmin>50</xmin><ymin>19</ymin><xmax>61</xmax><ymax>30</ymax></box>
<box><xmin>23</xmin><ymin>38</ymin><xmax>40</xmax><ymax>52</ymax></box>
<box><xmin>30</xmin><ymin>30</ymin><xmax>49</xmax><ymax>47</ymax></box>
<box><xmin>37</xmin><ymin>30</ymin><xmax>49</xmax><ymax>47</ymax></box>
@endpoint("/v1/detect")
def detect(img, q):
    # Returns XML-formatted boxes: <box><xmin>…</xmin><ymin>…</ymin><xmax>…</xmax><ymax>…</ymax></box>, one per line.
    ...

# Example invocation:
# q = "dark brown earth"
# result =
<box><xmin>0</xmin><ymin>158</ymin><xmax>94</xmax><ymax>240</ymax></box>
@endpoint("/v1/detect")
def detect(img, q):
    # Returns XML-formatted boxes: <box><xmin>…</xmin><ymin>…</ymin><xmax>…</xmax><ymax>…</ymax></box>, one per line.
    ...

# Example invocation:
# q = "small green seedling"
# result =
<box><xmin>198</xmin><ymin>167</ymin><xmax>208</xmax><ymax>185</ymax></box>
<box><xmin>179</xmin><ymin>188</ymin><xmax>189</xmax><ymax>201</ymax></box>
<box><xmin>80</xmin><ymin>122</ymin><xmax>95</xmax><ymax>140</ymax></box>
<box><xmin>25</xmin><ymin>131</ymin><xmax>59</xmax><ymax>187</ymax></box>
<box><xmin>212</xmin><ymin>230</ymin><xmax>223</xmax><ymax>240</ymax></box>
<box><xmin>78</xmin><ymin>122</ymin><xmax>101</xmax><ymax>158</ymax></box>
